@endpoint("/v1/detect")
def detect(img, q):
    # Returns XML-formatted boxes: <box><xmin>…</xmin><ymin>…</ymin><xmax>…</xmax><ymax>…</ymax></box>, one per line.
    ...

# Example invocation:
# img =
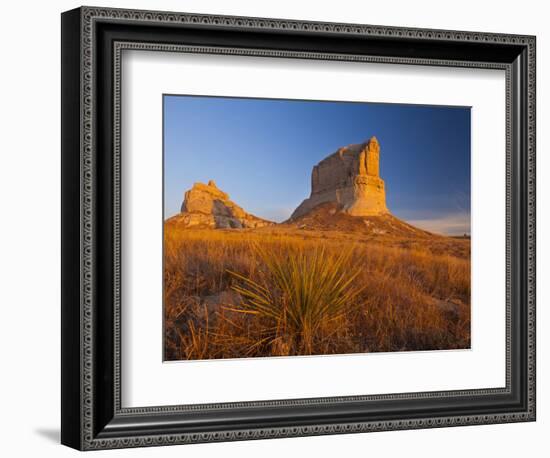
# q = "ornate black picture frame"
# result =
<box><xmin>61</xmin><ymin>6</ymin><xmax>536</xmax><ymax>450</ymax></box>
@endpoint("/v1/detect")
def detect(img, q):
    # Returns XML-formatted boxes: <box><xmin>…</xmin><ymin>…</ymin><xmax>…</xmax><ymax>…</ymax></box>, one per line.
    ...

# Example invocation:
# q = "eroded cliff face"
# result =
<box><xmin>167</xmin><ymin>180</ymin><xmax>273</xmax><ymax>229</ymax></box>
<box><xmin>290</xmin><ymin>137</ymin><xmax>389</xmax><ymax>219</ymax></box>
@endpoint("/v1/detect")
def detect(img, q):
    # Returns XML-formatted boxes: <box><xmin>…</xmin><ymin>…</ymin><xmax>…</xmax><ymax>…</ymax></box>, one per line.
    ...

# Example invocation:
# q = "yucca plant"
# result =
<box><xmin>227</xmin><ymin>243</ymin><xmax>364</xmax><ymax>354</ymax></box>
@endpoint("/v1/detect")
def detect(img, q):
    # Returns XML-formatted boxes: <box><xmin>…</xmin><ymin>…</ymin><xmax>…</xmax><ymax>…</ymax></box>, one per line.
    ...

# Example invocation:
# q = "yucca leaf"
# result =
<box><xmin>226</xmin><ymin>242</ymin><xmax>364</xmax><ymax>352</ymax></box>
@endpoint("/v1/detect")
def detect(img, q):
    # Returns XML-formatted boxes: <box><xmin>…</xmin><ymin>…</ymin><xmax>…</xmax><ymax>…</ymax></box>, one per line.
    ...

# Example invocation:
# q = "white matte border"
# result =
<box><xmin>121</xmin><ymin>50</ymin><xmax>506</xmax><ymax>408</ymax></box>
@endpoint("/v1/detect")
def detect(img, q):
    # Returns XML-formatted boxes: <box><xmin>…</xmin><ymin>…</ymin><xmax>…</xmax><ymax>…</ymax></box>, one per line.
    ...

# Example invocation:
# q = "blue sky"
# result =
<box><xmin>164</xmin><ymin>95</ymin><xmax>471</xmax><ymax>235</ymax></box>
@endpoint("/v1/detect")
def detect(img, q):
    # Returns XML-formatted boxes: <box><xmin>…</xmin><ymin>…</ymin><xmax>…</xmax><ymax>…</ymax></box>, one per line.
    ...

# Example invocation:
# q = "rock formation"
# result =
<box><xmin>167</xmin><ymin>180</ymin><xmax>273</xmax><ymax>229</ymax></box>
<box><xmin>290</xmin><ymin>137</ymin><xmax>389</xmax><ymax>219</ymax></box>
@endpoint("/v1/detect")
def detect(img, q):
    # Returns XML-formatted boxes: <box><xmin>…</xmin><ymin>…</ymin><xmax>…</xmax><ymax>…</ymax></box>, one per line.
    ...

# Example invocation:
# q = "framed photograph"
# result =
<box><xmin>61</xmin><ymin>6</ymin><xmax>536</xmax><ymax>450</ymax></box>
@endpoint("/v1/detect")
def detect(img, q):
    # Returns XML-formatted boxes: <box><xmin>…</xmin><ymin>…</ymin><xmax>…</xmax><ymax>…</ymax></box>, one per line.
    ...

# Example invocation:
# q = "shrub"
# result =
<box><xmin>227</xmin><ymin>243</ymin><xmax>364</xmax><ymax>354</ymax></box>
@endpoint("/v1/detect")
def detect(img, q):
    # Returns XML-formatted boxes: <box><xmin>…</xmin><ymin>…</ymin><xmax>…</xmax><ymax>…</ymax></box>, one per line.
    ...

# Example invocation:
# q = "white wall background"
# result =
<box><xmin>0</xmin><ymin>0</ymin><xmax>546</xmax><ymax>456</ymax></box>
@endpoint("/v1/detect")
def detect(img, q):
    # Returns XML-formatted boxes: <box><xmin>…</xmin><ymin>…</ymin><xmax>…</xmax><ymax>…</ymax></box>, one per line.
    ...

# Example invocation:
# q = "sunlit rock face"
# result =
<box><xmin>169</xmin><ymin>180</ymin><xmax>273</xmax><ymax>229</ymax></box>
<box><xmin>290</xmin><ymin>137</ymin><xmax>389</xmax><ymax>219</ymax></box>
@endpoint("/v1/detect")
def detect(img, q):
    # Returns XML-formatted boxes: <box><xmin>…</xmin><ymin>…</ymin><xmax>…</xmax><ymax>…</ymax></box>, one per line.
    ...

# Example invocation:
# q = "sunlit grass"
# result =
<box><xmin>163</xmin><ymin>227</ymin><xmax>470</xmax><ymax>360</ymax></box>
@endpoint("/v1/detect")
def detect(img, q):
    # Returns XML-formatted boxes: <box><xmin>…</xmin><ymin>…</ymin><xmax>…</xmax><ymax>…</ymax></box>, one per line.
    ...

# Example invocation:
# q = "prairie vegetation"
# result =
<box><xmin>164</xmin><ymin>225</ymin><xmax>470</xmax><ymax>360</ymax></box>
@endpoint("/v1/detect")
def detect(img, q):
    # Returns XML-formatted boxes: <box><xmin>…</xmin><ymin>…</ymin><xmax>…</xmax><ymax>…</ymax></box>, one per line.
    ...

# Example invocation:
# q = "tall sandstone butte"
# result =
<box><xmin>291</xmin><ymin>136</ymin><xmax>389</xmax><ymax>219</ymax></box>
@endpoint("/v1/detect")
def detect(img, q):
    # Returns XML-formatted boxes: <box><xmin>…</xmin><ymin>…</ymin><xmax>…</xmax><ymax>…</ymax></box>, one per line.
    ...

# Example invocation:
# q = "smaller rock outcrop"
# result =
<box><xmin>166</xmin><ymin>180</ymin><xmax>273</xmax><ymax>229</ymax></box>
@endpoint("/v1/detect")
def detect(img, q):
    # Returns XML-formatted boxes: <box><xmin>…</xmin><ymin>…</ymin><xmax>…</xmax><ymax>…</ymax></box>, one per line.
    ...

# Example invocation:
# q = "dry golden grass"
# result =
<box><xmin>164</xmin><ymin>226</ymin><xmax>470</xmax><ymax>360</ymax></box>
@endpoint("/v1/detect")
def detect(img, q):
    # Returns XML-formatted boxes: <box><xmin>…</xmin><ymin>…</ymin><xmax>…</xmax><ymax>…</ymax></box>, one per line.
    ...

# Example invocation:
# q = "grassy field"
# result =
<box><xmin>164</xmin><ymin>225</ymin><xmax>470</xmax><ymax>360</ymax></box>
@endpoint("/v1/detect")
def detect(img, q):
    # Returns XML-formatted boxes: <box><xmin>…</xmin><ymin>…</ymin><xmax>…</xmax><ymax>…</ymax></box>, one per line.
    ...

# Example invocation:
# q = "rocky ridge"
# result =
<box><xmin>166</xmin><ymin>180</ymin><xmax>273</xmax><ymax>229</ymax></box>
<box><xmin>166</xmin><ymin>137</ymin><xmax>439</xmax><ymax>239</ymax></box>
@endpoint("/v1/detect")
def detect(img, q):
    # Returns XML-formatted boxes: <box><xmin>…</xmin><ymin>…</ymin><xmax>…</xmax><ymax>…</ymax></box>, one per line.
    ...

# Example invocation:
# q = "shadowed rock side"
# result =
<box><xmin>166</xmin><ymin>180</ymin><xmax>273</xmax><ymax>229</ymax></box>
<box><xmin>291</xmin><ymin>136</ymin><xmax>389</xmax><ymax>219</ymax></box>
